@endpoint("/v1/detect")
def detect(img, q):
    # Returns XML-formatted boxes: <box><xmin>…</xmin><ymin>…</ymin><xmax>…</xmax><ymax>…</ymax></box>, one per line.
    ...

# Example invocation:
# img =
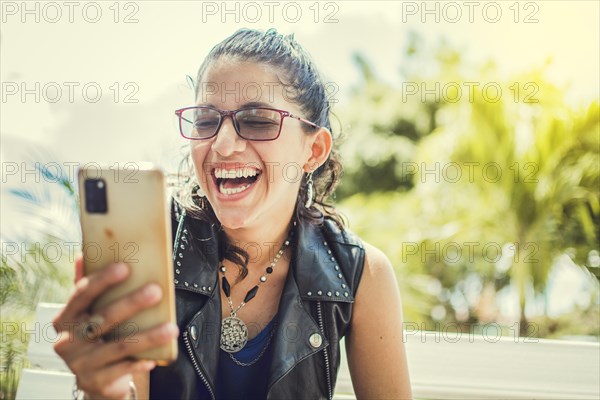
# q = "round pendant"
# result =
<box><xmin>220</xmin><ymin>316</ymin><xmax>248</xmax><ymax>353</ymax></box>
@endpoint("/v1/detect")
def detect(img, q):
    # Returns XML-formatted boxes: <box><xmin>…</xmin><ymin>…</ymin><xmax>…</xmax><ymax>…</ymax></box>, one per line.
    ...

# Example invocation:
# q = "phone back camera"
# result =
<box><xmin>85</xmin><ymin>178</ymin><xmax>108</xmax><ymax>214</ymax></box>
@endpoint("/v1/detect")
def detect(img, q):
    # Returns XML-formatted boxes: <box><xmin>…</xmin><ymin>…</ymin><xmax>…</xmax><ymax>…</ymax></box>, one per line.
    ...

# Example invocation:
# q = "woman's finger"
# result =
<box><xmin>92</xmin><ymin>283</ymin><xmax>163</xmax><ymax>336</ymax></box>
<box><xmin>53</xmin><ymin>262</ymin><xmax>129</xmax><ymax>332</ymax></box>
<box><xmin>76</xmin><ymin>322</ymin><xmax>178</xmax><ymax>371</ymax></box>
<box><xmin>74</xmin><ymin>255</ymin><xmax>84</xmax><ymax>283</ymax></box>
<box><xmin>62</xmin><ymin>283</ymin><xmax>163</xmax><ymax>361</ymax></box>
<box><xmin>53</xmin><ymin>316</ymin><xmax>95</xmax><ymax>360</ymax></box>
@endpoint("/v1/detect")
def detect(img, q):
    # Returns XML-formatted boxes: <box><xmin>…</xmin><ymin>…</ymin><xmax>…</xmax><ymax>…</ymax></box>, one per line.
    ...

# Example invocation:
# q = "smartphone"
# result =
<box><xmin>78</xmin><ymin>163</ymin><xmax>177</xmax><ymax>365</ymax></box>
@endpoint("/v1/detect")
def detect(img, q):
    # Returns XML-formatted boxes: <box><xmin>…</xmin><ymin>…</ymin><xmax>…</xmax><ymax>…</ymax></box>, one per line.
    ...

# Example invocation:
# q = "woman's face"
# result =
<box><xmin>190</xmin><ymin>59</ymin><xmax>318</xmax><ymax>230</ymax></box>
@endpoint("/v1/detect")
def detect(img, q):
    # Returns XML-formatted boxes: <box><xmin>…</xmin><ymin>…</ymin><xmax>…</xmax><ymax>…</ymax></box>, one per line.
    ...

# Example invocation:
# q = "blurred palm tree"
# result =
<box><xmin>1</xmin><ymin>153</ymin><xmax>79</xmax><ymax>399</ymax></box>
<box><xmin>337</xmin><ymin>33</ymin><xmax>599</xmax><ymax>336</ymax></box>
<box><xmin>451</xmin><ymin>79</ymin><xmax>599</xmax><ymax>333</ymax></box>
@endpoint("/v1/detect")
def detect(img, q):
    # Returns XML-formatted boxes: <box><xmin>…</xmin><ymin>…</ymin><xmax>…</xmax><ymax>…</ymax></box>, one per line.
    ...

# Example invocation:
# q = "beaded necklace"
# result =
<box><xmin>219</xmin><ymin>222</ymin><xmax>295</xmax><ymax>353</ymax></box>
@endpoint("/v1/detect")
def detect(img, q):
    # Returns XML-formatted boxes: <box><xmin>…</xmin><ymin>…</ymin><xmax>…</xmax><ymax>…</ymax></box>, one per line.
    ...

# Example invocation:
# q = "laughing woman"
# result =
<box><xmin>53</xmin><ymin>28</ymin><xmax>412</xmax><ymax>400</ymax></box>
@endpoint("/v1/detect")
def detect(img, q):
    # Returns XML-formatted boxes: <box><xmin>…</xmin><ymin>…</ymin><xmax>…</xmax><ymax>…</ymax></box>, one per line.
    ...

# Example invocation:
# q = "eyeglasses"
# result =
<box><xmin>174</xmin><ymin>106</ymin><xmax>319</xmax><ymax>141</ymax></box>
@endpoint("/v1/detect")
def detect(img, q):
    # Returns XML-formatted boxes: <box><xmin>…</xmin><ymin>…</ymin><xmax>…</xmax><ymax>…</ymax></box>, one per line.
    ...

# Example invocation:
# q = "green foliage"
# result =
<box><xmin>0</xmin><ymin>317</ymin><xmax>30</xmax><ymax>400</ymax></box>
<box><xmin>336</xmin><ymin>33</ymin><xmax>599</xmax><ymax>337</ymax></box>
<box><xmin>338</xmin><ymin>192</ymin><xmax>439</xmax><ymax>324</ymax></box>
<box><xmin>1</xmin><ymin>159</ymin><xmax>79</xmax><ymax>399</ymax></box>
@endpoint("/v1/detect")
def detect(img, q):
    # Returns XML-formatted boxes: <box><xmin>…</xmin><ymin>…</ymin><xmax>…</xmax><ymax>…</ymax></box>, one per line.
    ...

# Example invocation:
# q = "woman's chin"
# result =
<box><xmin>215</xmin><ymin>209</ymin><xmax>254</xmax><ymax>230</ymax></box>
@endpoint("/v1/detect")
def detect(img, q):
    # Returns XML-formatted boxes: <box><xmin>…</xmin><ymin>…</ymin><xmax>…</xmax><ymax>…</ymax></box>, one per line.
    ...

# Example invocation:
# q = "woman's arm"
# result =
<box><xmin>345</xmin><ymin>242</ymin><xmax>413</xmax><ymax>399</ymax></box>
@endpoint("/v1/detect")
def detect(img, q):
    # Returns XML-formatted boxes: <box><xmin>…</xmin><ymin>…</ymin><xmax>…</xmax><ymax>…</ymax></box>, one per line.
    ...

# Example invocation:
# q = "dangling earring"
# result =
<box><xmin>192</xmin><ymin>184</ymin><xmax>207</xmax><ymax>209</ymax></box>
<box><xmin>304</xmin><ymin>172</ymin><xmax>314</xmax><ymax>209</ymax></box>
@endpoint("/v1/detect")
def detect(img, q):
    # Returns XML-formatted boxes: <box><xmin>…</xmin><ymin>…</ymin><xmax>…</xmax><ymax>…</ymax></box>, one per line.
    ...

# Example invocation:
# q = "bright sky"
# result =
<box><xmin>1</xmin><ymin>1</ymin><xmax>598</xmax><ymax>167</ymax></box>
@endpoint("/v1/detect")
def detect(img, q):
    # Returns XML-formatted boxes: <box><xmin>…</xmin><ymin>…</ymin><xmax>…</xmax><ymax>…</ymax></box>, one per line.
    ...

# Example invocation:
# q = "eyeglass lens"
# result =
<box><xmin>180</xmin><ymin>108</ymin><xmax>282</xmax><ymax>140</ymax></box>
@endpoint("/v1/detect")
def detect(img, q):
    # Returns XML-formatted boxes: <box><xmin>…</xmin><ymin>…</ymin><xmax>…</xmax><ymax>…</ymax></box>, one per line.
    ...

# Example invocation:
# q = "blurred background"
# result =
<box><xmin>1</xmin><ymin>1</ymin><xmax>598</xmax><ymax>398</ymax></box>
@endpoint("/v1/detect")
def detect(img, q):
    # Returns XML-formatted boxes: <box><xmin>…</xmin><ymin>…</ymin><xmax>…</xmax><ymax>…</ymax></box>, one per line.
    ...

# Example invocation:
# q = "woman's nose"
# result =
<box><xmin>211</xmin><ymin>116</ymin><xmax>246</xmax><ymax>157</ymax></box>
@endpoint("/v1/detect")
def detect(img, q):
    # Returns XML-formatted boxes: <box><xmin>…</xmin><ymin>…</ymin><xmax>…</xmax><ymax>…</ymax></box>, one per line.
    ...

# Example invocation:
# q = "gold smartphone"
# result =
<box><xmin>78</xmin><ymin>163</ymin><xmax>177</xmax><ymax>365</ymax></box>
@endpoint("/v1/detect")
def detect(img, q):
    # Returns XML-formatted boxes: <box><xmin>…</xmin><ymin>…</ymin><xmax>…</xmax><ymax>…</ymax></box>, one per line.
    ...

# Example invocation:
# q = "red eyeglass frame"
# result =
<box><xmin>174</xmin><ymin>106</ymin><xmax>319</xmax><ymax>141</ymax></box>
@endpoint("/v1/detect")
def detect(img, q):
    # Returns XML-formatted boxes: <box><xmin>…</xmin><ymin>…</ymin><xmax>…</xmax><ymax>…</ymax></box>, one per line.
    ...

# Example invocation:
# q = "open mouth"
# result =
<box><xmin>213</xmin><ymin>166</ymin><xmax>262</xmax><ymax>196</ymax></box>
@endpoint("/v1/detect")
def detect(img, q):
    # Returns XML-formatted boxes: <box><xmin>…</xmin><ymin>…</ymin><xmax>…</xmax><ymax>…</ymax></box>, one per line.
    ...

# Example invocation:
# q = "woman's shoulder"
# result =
<box><xmin>321</xmin><ymin>216</ymin><xmax>364</xmax><ymax>249</ymax></box>
<box><xmin>320</xmin><ymin>216</ymin><xmax>397</xmax><ymax>295</ymax></box>
<box><xmin>321</xmin><ymin>217</ymin><xmax>392</xmax><ymax>268</ymax></box>
<box><xmin>355</xmin><ymin>240</ymin><xmax>399</xmax><ymax>303</ymax></box>
<box><xmin>362</xmin><ymin>241</ymin><xmax>395</xmax><ymax>279</ymax></box>
<box><xmin>320</xmin><ymin>217</ymin><xmax>396</xmax><ymax>296</ymax></box>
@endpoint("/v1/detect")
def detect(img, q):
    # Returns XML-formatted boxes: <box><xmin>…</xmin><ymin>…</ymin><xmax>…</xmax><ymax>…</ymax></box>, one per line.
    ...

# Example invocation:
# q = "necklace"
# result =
<box><xmin>219</xmin><ymin>225</ymin><xmax>294</xmax><ymax>353</ymax></box>
<box><xmin>228</xmin><ymin>326</ymin><xmax>276</xmax><ymax>367</ymax></box>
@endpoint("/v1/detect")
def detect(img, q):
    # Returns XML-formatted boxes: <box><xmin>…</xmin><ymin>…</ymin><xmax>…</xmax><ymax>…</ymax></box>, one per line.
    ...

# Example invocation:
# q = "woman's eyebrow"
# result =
<box><xmin>240</xmin><ymin>101</ymin><xmax>272</xmax><ymax>109</ymax></box>
<box><xmin>193</xmin><ymin>101</ymin><xmax>274</xmax><ymax>109</ymax></box>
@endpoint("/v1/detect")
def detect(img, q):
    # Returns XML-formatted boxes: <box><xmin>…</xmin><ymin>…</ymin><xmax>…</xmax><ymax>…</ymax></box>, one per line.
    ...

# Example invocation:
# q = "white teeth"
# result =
<box><xmin>243</xmin><ymin>167</ymin><xmax>256</xmax><ymax>178</ymax></box>
<box><xmin>214</xmin><ymin>167</ymin><xmax>260</xmax><ymax>196</ymax></box>
<box><xmin>214</xmin><ymin>167</ymin><xmax>259</xmax><ymax>179</ymax></box>
<box><xmin>219</xmin><ymin>182</ymin><xmax>251</xmax><ymax>195</ymax></box>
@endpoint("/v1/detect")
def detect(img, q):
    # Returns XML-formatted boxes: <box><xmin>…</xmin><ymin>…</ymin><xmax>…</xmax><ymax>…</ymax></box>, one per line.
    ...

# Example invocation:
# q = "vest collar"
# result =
<box><xmin>172</xmin><ymin>213</ymin><xmax>355</xmax><ymax>303</ymax></box>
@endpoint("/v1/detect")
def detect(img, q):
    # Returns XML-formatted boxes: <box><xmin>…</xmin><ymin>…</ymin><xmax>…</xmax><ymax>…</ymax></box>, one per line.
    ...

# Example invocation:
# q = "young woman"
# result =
<box><xmin>53</xmin><ymin>28</ymin><xmax>412</xmax><ymax>399</ymax></box>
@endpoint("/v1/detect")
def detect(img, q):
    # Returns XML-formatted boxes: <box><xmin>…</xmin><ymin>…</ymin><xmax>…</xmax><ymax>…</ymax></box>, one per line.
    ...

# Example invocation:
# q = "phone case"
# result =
<box><xmin>78</xmin><ymin>164</ymin><xmax>177</xmax><ymax>364</ymax></box>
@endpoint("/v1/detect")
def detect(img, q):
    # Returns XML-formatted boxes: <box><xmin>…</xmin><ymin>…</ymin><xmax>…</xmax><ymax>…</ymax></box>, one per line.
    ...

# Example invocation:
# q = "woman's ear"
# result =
<box><xmin>304</xmin><ymin>127</ymin><xmax>333</xmax><ymax>172</ymax></box>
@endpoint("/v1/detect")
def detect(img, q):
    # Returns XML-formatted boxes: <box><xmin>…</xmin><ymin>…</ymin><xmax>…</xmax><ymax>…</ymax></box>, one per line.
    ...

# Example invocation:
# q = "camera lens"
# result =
<box><xmin>85</xmin><ymin>178</ymin><xmax>108</xmax><ymax>213</ymax></box>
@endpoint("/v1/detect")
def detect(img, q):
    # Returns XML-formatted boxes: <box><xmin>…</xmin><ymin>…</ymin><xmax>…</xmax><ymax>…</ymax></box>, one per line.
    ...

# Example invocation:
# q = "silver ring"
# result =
<box><xmin>80</xmin><ymin>314</ymin><xmax>105</xmax><ymax>342</ymax></box>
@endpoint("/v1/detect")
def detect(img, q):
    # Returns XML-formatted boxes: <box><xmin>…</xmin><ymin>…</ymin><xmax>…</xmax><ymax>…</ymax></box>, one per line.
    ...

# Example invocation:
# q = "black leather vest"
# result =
<box><xmin>150</xmin><ymin>202</ymin><xmax>365</xmax><ymax>399</ymax></box>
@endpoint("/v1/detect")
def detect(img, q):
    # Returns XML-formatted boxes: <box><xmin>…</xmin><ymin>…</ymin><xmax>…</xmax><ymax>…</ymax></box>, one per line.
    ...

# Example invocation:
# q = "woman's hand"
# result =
<box><xmin>52</xmin><ymin>257</ymin><xmax>179</xmax><ymax>399</ymax></box>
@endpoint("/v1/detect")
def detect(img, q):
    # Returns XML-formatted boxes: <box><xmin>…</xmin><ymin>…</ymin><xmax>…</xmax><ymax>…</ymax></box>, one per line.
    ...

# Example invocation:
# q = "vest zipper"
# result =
<box><xmin>316</xmin><ymin>301</ymin><xmax>333</xmax><ymax>400</ymax></box>
<box><xmin>182</xmin><ymin>330</ymin><xmax>215</xmax><ymax>400</ymax></box>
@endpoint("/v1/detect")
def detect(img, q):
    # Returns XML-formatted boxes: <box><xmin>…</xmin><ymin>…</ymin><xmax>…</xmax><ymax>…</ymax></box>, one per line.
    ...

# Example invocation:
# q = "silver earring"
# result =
<box><xmin>192</xmin><ymin>184</ymin><xmax>207</xmax><ymax>209</ymax></box>
<box><xmin>304</xmin><ymin>172</ymin><xmax>314</xmax><ymax>209</ymax></box>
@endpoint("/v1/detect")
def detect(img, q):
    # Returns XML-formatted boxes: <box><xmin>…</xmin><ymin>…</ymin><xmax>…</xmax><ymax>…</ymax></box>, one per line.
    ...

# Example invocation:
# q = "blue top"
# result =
<box><xmin>214</xmin><ymin>316</ymin><xmax>277</xmax><ymax>400</ymax></box>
